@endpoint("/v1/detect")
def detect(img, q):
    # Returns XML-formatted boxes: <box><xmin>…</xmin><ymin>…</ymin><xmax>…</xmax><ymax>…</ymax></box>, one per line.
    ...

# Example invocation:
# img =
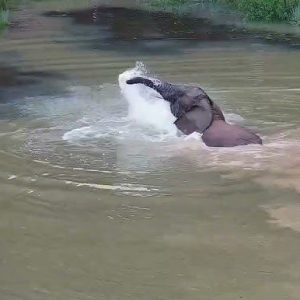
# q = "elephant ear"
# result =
<box><xmin>174</xmin><ymin>106</ymin><xmax>213</xmax><ymax>135</ymax></box>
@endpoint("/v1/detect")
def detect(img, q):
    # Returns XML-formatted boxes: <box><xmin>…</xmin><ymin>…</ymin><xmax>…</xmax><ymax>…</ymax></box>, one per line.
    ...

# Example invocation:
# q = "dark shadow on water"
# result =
<box><xmin>0</xmin><ymin>65</ymin><xmax>69</xmax><ymax>120</ymax></box>
<box><xmin>44</xmin><ymin>6</ymin><xmax>300</xmax><ymax>54</ymax></box>
<box><xmin>0</xmin><ymin>65</ymin><xmax>66</xmax><ymax>106</ymax></box>
<box><xmin>0</xmin><ymin>66</ymin><xmax>61</xmax><ymax>88</ymax></box>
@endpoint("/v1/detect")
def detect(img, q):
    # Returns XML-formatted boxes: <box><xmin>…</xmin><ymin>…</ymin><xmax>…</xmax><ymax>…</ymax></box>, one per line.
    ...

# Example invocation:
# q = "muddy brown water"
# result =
<box><xmin>1</xmin><ymin>1</ymin><xmax>300</xmax><ymax>299</ymax></box>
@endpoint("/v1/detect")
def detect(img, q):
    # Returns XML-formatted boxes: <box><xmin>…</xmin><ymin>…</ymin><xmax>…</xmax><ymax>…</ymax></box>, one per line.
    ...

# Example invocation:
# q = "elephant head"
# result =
<box><xmin>126</xmin><ymin>76</ymin><xmax>223</xmax><ymax>134</ymax></box>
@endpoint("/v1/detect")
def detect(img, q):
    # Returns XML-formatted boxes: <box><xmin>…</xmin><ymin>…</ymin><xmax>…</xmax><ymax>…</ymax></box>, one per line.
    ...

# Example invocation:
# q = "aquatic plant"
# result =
<box><xmin>151</xmin><ymin>0</ymin><xmax>188</xmax><ymax>6</ymax></box>
<box><xmin>221</xmin><ymin>0</ymin><xmax>299</xmax><ymax>22</ymax></box>
<box><xmin>149</xmin><ymin>0</ymin><xmax>195</xmax><ymax>13</ymax></box>
<box><xmin>291</xmin><ymin>3</ymin><xmax>300</xmax><ymax>23</ymax></box>
<box><xmin>149</xmin><ymin>0</ymin><xmax>300</xmax><ymax>23</ymax></box>
<box><xmin>0</xmin><ymin>9</ymin><xmax>8</xmax><ymax>27</ymax></box>
<box><xmin>0</xmin><ymin>0</ymin><xmax>8</xmax><ymax>11</ymax></box>
<box><xmin>0</xmin><ymin>0</ymin><xmax>8</xmax><ymax>29</ymax></box>
<box><xmin>145</xmin><ymin>0</ymin><xmax>221</xmax><ymax>15</ymax></box>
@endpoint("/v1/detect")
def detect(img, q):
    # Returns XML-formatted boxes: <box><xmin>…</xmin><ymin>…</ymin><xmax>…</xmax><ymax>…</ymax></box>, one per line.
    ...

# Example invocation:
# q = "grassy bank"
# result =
<box><xmin>222</xmin><ymin>0</ymin><xmax>299</xmax><ymax>22</ymax></box>
<box><xmin>149</xmin><ymin>0</ymin><xmax>300</xmax><ymax>23</ymax></box>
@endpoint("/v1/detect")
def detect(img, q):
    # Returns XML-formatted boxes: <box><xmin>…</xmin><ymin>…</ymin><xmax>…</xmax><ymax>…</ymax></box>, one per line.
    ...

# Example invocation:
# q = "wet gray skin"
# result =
<box><xmin>1</xmin><ymin>1</ymin><xmax>300</xmax><ymax>300</ymax></box>
<box><xmin>126</xmin><ymin>76</ymin><xmax>262</xmax><ymax>146</ymax></box>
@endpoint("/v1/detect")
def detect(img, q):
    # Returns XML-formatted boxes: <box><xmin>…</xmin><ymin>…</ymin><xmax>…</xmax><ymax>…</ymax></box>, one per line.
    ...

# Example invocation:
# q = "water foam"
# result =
<box><xmin>60</xmin><ymin>62</ymin><xmax>250</xmax><ymax>145</ymax></box>
<box><xmin>61</xmin><ymin>63</ymin><xmax>180</xmax><ymax>144</ymax></box>
<box><xmin>118</xmin><ymin>62</ymin><xmax>177</xmax><ymax>136</ymax></box>
<box><xmin>62</xmin><ymin>126</ymin><xmax>110</xmax><ymax>142</ymax></box>
<box><xmin>65</xmin><ymin>180</ymin><xmax>156</xmax><ymax>192</ymax></box>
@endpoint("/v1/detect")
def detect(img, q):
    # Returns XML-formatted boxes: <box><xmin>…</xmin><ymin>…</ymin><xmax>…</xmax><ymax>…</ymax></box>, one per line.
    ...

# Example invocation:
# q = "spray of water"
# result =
<box><xmin>118</xmin><ymin>62</ymin><xmax>178</xmax><ymax>136</ymax></box>
<box><xmin>62</xmin><ymin>62</ymin><xmax>245</xmax><ymax>143</ymax></box>
<box><xmin>23</xmin><ymin>61</ymin><xmax>300</xmax><ymax>187</ymax></box>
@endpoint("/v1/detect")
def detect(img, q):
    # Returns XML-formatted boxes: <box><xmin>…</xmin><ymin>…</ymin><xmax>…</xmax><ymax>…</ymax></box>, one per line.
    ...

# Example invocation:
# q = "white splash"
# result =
<box><xmin>118</xmin><ymin>62</ymin><xmax>177</xmax><ymax>136</ymax></box>
<box><xmin>61</xmin><ymin>62</ymin><xmax>246</xmax><ymax>145</ymax></box>
<box><xmin>62</xmin><ymin>126</ymin><xmax>109</xmax><ymax>141</ymax></box>
<box><xmin>65</xmin><ymin>180</ymin><xmax>157</xmax><ymax>192</ymax></box>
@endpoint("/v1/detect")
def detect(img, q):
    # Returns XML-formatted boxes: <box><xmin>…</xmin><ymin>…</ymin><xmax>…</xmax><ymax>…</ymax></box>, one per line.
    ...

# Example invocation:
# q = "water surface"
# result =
<box><xmin>1</xmin><ymin>1</ymin><xmax>300</xmax><ymax>299</ymax></box>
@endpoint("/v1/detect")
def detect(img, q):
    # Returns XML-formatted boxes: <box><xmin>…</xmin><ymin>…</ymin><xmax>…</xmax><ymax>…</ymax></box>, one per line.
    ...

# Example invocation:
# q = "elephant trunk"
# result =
<box><xmin>126</xmin><ymin>77</ymin><xmax>182</xmax><ymax>103</ymax></box>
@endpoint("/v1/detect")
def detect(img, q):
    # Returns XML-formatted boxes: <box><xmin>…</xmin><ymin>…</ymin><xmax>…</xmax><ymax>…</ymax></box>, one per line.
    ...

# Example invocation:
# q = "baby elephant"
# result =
<box><xmin>126</xmin><ymin>76</ymin><xmax>262</xmax><ymax>147</ymax></box>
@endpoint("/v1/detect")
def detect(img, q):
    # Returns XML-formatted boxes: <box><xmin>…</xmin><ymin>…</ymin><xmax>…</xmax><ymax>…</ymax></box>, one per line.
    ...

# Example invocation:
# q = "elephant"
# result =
<box><xmin>126</xmin><ymin>76</ymin><xmax>262</xmax><ymax>147</ymax></box>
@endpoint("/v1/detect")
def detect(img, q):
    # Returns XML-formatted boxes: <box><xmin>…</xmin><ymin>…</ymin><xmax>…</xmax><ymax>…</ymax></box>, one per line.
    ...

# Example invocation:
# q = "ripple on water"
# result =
<box><xmin>263</xmin><ymin>204</ymin><xmax>300</xmax><ymax>233</ymax></box>
<box><xmin>3</xmin><ymin>62</ymin><xmax>297</xmax><ymax>197</ymax></box>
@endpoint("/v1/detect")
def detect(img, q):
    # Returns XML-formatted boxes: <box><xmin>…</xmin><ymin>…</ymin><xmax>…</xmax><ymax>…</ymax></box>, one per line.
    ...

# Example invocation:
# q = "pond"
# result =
<box><xmin>1</xmin><ymin>0</ymin><xmax>300</xmax><ymax>299</ymax></box>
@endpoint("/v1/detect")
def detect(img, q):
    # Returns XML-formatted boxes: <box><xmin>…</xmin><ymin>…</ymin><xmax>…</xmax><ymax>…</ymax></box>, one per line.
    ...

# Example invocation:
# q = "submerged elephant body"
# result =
<box><xmin>126</xmin><ymin>76</ymin><xmax>262</xmax><ymax>147</ymax></box>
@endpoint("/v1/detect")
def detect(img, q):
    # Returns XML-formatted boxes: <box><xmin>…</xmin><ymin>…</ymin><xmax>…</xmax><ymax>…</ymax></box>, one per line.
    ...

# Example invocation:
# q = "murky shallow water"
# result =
<box><xmin>1</xmin><ymin>1</ymin><xmax>300</xmax><ymax>299</ymax></box>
